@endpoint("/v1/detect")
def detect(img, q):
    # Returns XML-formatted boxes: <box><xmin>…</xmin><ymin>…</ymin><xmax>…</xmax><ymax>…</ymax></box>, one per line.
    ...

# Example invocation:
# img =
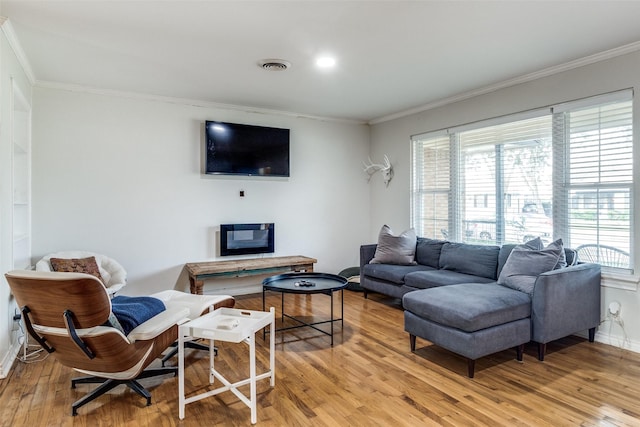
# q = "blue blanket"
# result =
<box><xmin>111</xmin><ymin>296</ymin><xmax>166</xmax><ymax>335</ymax></box>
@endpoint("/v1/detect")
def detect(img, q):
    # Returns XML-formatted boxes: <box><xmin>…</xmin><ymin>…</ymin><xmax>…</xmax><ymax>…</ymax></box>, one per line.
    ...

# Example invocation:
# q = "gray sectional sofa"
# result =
<box><xmin>360</xmin><ymin>237</ymin><xmax>602</xmax><ymax>377</ymax></box>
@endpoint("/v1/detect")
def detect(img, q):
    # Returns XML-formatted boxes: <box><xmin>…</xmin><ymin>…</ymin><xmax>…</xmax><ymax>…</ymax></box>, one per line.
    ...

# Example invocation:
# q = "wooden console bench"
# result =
<box><xmin>185</xmin><ymin>255</ymin><xmax>317</xmax><ymax>294</ymax></box>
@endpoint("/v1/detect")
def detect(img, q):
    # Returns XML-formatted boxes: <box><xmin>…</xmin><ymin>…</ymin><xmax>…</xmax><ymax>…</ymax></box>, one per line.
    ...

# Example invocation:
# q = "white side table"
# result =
<box><xmin>178</xmin><ymin>307</ymin><xmax>275</xmax><ymax>424</ymax></box>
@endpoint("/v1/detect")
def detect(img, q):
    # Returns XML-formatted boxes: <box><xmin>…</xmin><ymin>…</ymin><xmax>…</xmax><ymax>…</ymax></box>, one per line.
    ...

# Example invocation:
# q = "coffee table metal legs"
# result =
<box><xmin>263</xmin><ymin>289</ymin><xmax>344</xmax><ymax>345</ymax></box>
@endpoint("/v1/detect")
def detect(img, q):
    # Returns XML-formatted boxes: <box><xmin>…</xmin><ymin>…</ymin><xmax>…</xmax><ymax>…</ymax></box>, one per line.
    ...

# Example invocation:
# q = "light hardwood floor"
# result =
<box><xmin>1</xmin><ymin>290</ymin><xmax>640</xmax><ymax>426</ymax></box>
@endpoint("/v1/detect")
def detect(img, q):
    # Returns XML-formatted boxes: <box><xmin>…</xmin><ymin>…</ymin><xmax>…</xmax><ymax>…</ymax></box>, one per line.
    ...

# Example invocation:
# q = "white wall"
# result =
<box><xmin>31</xmin><ymin>87</ymin><xmax>371</xmax><ymax>296</ymax></box>
<box><xmin>370</xmin><ymin>50</ymin><xmax>640</xmax><ymax>352</ymax></box>
<box><xmin>0</xmin><ymin>24</ymin><xmax>32</xmax><ymax>377</ymax></box>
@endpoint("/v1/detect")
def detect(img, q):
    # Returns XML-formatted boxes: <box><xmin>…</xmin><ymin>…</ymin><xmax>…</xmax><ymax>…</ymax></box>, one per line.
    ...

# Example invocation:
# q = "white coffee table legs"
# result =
<box><xmin>178</xmin><ymin>307</ymin><xmax>275</xmax><ymax>424</ymax></box>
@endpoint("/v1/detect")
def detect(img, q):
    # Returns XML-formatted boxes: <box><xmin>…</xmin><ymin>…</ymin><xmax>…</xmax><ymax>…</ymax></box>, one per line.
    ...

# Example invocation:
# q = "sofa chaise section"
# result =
<box><xmin>403</xmin><ymin>282</ymin><xmax>531</xmax><ymax>377</ymax></box>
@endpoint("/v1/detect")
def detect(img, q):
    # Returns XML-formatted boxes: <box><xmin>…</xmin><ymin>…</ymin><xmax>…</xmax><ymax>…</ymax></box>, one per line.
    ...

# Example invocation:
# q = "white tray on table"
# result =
<box><xmin>184</xmin><ymin>307</ymin><xmax>274</xmax><ymax>343</ymax></box>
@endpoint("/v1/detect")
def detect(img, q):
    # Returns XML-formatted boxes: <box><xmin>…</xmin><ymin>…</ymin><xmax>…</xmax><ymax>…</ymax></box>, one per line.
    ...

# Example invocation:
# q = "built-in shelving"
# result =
<box><xmin>11</xmin><ymin>79</ymin><xmax>31</xmax><ymax>270</ymax></box>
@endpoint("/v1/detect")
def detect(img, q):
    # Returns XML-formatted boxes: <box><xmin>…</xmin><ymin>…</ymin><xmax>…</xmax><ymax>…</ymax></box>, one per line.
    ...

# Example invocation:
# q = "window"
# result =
<box><xmin>411</xmin><ymin>90</ymin><xmax>633</xmax><ymax>271</ymax></box>
<box><xmin>555</xmin><ymin>96</ymin><xmax>633</xmax><ymax>271</ymax></box>
<box><xmin>411</xmin><ymin>133</ymin><xmax>451</xmax><ymax>240</ymax></box>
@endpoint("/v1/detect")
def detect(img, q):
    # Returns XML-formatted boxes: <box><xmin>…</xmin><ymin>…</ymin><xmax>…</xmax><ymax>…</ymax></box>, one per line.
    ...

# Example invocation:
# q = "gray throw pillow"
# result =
<box><xmin>550</xmin><ymin>239</ymin><xmax>567</xmax><ymax>269</ymax></box>
<box><xmin>497</xmin><ymin>238</ymin><xmax>544</xmax><ymax>277</ymax></box>
<box><xmin>564</xmin><ymin>247</ymin><xmax>577</xmax><ymax>266</ymax></box>
<box><xmin>497</xmin><ymin>241</ymin><xmax>563</xmax><ymax>295</ymax></box>
<box><xmin>520</xmin><ymin>237</ymin><xmax>544</xmax><ymax>251</ymax></box>
<box><xmin>369</xmin><ymin>225</ymin><xmax>417</xmax><ymax>265</ymax></box>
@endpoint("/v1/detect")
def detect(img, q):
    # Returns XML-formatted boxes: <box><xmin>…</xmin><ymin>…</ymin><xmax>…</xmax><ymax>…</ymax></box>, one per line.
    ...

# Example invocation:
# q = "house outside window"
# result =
<box><xmin>411</xmin><ymin>90</ymin><xmax>633</xmax><ymax>272</ymax></box>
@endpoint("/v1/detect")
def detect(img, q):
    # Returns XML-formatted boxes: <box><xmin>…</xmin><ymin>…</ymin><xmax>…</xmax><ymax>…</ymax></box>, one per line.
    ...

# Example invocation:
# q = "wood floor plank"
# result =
<box><xmin>2</xmin><ymin>290</ymin><xmax>640</xmax><ymax>426</ymax></box>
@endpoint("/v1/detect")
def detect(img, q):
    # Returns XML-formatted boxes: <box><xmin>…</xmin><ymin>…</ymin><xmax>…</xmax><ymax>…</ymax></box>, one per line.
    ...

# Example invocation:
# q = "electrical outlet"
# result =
<box><xmin>12</xmin><ymin>308</ymin><xmax>21</xmax><ymax>332</ymax></box>
<box><xmin>608</xmin><ymin>301</ymin><xmax>621</xmax><ymax>317</ymax></box>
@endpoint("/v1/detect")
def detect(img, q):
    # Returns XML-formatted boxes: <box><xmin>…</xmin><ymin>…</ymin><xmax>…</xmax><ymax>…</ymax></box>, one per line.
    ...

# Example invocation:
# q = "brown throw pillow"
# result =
<box><xmin>50</xmin><ymin>256</ymin><xmax>105</xmax><ymax>284</ymax></box>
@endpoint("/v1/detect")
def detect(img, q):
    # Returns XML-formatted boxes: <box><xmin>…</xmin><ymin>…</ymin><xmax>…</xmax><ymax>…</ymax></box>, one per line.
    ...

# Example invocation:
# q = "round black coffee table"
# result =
<box><xmin>262</xmin><ymin>272</ymin><xmax>347</xmax><ymax>346</ymax></box>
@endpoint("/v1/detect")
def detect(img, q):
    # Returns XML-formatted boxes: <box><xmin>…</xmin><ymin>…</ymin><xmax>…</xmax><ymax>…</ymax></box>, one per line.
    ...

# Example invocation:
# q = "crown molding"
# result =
<box><xmin>0</xmin><ymin>17</ymin><xmax>36</xmax><ymax>84</ymax></box>
<box><xmin>34</xmin><ymin>80</ymin><xmax>367</xmax><ymax>125</ymax></box>
<box><xmin>13</xmin><ymin>9</ymin><xmax>640</xmax><ymax>128</ymax></box>
<box><xmin>369</xmin><ymin>40</ymin><xmax>640</xmax><ymax>125</ymax></box>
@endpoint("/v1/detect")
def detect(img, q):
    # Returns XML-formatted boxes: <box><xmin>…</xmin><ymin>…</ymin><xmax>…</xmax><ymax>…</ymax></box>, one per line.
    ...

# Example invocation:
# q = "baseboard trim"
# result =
<box><xmin>594</xmin><ymin>329</ymin><xmax>640</xmax><ymax>353</ymax></box>
<box><xmin>0</xmin><ymin>339</ymin><xmax>22</xmax><ymax>379</ymax></box>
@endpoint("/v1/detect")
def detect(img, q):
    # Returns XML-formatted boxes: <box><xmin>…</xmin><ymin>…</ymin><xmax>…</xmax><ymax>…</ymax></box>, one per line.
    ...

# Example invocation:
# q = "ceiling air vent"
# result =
<box><xmin>258</xmin><ymin>59</ymin><xmax>291</xmax><ymax>71</ymax></box>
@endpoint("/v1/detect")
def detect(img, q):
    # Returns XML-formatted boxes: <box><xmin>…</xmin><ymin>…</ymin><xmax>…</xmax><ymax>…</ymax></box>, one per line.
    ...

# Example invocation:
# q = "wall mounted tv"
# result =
<box><xmin>205</xmin><ymin>121</ymin><xmax>290</xmax><ymax>177</ymax></box>
<box><xmin>220</xmin><ymin>223</ymin><xmax>275</xmax><ymax>257</ymax></box>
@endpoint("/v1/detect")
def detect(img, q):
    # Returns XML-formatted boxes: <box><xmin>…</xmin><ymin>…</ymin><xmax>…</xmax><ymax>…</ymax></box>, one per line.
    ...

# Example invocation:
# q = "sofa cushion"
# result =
<box><xmin>402</xmin><ymin>282</ymin><xmax>531</xmax><ymax>332</ymax></box>
<box><xmin>363</xmin><ymin>263</ymin><xmax>433</xmax><ymax>285</ymax></box>
<box><xmin>439</xmin><ymin>243</ymin><xmax>500</xmax><ymax>279</ymax></box>
<box><xmin>370</xmin><ymin>225</ymin><xmax>417</xmax><ymax>265</ymax></box>
<box><xmin>404</xmin><ymin>269</ymin><xmax>495</xmax><ymax>290</ymax></box>
<box><xmin>415</xmin><ymin>238</ymin><xmax>446</xmax><ymax>268</ymax></box>
<box><xmin>497</xmin><ymin>242</ymin><xmax>563</xmax><ymax>295</ymax></box>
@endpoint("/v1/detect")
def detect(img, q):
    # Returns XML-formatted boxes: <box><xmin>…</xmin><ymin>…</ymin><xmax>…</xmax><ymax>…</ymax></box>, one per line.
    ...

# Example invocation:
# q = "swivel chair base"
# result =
<box><xmin>70</xmin><ymin>367</ymin><xmax>177</xmax><ymax>416</ymax></box>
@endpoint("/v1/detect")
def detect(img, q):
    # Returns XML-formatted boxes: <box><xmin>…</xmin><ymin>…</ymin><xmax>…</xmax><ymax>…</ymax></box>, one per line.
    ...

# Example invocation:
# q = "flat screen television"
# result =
<box><xmin>205</xmin><ymin>121</ymin><xmax>290</xmax><ymax>177</ymax></box>
<box><xmin>220</xmin><ymin>223</ymin><xmax>275</xmax><ymax>256</ymax></box>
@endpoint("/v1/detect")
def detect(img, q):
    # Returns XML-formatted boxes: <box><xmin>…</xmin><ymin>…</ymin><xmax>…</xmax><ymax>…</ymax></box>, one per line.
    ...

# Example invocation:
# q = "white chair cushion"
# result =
<box><xmin>127</xmin><ymin>306</ymin><xmax>189</xmax><ymax>342</ymax></box>
<box><xmin>36</xmin><ymin>251</ymin><xmax>127</xmax><ymax>295</ymax></box>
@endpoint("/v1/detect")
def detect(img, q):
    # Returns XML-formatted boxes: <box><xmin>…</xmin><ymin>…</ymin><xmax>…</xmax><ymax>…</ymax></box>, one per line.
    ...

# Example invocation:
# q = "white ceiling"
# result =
<box><xmin>4</xmin><ymin>1</ymin><xmax>640</xmax><ymax>123</ymax></box>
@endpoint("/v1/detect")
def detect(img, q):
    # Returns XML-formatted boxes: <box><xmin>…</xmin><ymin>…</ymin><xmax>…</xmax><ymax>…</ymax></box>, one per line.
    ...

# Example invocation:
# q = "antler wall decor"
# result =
<box><xmin>363</xmin><ymin>155</ymin><xmax>394</xmax><ymax>187</ymax></box>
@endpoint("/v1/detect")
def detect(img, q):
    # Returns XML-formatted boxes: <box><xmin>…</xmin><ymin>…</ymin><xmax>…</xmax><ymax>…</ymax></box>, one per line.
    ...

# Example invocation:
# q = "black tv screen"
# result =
<box><xmin>220</xmin><ymin>223</ymin><xmax>275</xmax><ymax>256</ymax></box>
<box><xmin>205</xmin><ymin>121</ymin><xmax>290</xmax><ymax>177</ymax></box>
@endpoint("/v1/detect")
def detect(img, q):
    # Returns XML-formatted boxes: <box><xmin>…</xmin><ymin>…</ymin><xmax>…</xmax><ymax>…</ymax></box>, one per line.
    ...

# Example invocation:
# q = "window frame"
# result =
<box><xmin>410</xmin><ymin>90</ymin><xmax>633</xmax><ymax>274</ymax></box>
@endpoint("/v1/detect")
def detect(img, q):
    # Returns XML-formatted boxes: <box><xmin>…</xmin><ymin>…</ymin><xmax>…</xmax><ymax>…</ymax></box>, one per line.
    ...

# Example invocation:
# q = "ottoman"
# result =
<box><xmin>403</xmin><ymin>282</ymin><xmax>531</xmax><ymax>377</ymax></box>
<box><xmin>151</xmin><ymin>290</ymin><xmax>235</xmax><ymax>365</ymax></box>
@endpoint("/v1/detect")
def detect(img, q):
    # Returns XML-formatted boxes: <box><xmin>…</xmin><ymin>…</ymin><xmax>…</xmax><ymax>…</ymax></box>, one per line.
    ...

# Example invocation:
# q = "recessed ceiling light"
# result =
<box><xmin>316</xmin><ymin>56</ymin><xmax>336</xmax><ymax>68</ymax></box>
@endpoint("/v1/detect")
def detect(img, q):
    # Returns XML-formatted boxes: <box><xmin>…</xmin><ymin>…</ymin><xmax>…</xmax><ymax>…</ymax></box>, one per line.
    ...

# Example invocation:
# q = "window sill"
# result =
<box><xmin>601</xmin><ymin>271</ymin><xmax>639</xmax><ymax>291</ymax></box>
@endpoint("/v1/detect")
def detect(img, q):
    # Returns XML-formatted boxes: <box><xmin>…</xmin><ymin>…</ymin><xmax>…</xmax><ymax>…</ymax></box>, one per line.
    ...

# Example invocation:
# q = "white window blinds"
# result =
<box><xmin>555</xmin><ymin>96</ymin><xmax>633</xmax><ymax>269</ymax></box>
<box><xmin>457</xmin><ymin>115</ymin><xmax>552</xmax><ymax>245</ymax></box>
<box><xmin>411</xmin><ymin>90</ymin><xmax>633</xmax><ymax>272</ymax></box>
<box><xmin>411</xmin><ymin>133</ymin><xmax>451</xmax><ymax>239</ymax></box>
